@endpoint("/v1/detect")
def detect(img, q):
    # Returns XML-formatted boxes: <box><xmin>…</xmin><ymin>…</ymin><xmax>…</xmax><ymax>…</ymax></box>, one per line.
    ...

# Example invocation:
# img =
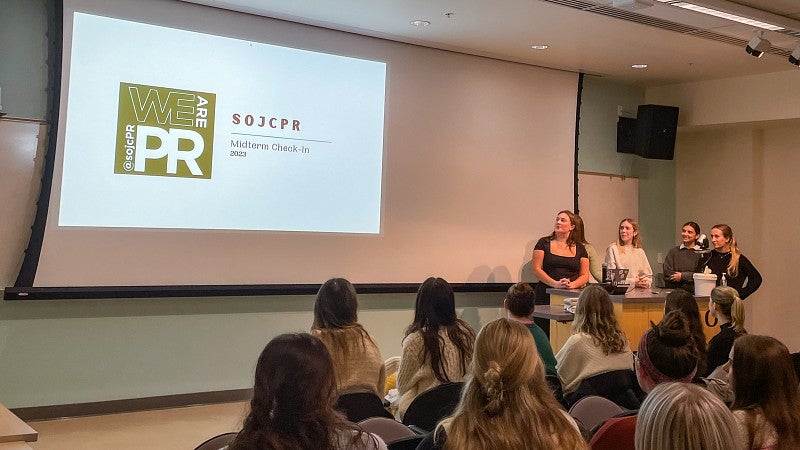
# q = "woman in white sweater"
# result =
<box><xmin>395</xmin><ymin>277</ymin><xmax>475</xmax><ymax>420</ymax></box>
<box><xmin>555</xmin><ymin>285</ymin><xmax>633</xmax><ymax>399</ymax></box>
<box><xmin>605</xmin><ymin>218</ymin><xmax>653</xmax><ymax>289</ymax></box>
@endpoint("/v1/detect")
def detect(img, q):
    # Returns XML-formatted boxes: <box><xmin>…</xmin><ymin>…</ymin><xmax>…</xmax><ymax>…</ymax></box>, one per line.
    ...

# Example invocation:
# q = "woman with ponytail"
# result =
<box><xmin>705</xmin><ymin>286</ymin><xmax>747</xmax><ymax>376</ymax></box>
<box><xmin>698</xmin><ymin>224</ymin><xmax>762</xmax><ymax>299</ymax></box>
<box><xmin>229</xmin><ymin>333</ymin><xmax>386</xmax><ymax>450</ymax></box>
<box><xmin>417</xmin><ymin>318</ymin><xmax>586</xmax><ymax>450</ymax></box>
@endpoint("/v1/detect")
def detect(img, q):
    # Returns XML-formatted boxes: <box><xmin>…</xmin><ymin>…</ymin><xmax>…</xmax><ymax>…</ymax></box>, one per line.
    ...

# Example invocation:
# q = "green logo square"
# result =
<box><xmin>115</xmin><ymin>83</ymin><xmax>215</xmax><ymax>178</ymax></box>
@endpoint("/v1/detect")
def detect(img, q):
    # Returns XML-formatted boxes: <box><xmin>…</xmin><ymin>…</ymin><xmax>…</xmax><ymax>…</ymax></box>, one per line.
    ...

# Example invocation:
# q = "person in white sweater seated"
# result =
<box><xmin>394</xmin><ymin>277</ymin><xmax>476</xmax><ymax>420</ymax></box>
<box><xmin>604</xmin><ymin>218</ymin><xmax>653</xmax><ymax>289</ymax></box>
<box><xmin>555</xmin><ymin>285</ymin><xmax>634</xmax><ymax>400</ymax></box>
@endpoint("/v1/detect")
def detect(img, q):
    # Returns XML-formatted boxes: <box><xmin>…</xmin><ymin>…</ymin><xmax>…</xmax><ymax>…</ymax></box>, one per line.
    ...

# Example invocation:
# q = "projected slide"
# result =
<box><xmin>59</xmin><ymin>13</ymin><xmax>386</xmax><ymax>233</ymax></box>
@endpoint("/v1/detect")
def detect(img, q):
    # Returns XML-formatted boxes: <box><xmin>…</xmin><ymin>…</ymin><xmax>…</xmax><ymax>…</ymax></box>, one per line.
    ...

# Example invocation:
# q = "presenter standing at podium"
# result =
<box><xmin>698</xmin><ymin>224</ymin><xmax>761</xmax><ymax>300</ymax></box>
<box><xmin>532</xmin><ymin>210</ymin><xmax>589</xmax><ymax>336</ymax></box>
<box><xmin>604</xmin><ymin>218</ymin><xmax>653</xmax><ymax>289</ymax></box>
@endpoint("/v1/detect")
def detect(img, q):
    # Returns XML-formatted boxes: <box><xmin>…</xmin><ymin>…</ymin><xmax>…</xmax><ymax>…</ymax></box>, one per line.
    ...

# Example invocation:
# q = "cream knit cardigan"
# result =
<box><xmin>394</xmin><ymin>328</ymin><xmax>470</xmax><ymax>420</ymax></box>
<box><xmin>555</xmin><ymin>332</ymin><xmax>634</xmax><ymax>395</ymax></box>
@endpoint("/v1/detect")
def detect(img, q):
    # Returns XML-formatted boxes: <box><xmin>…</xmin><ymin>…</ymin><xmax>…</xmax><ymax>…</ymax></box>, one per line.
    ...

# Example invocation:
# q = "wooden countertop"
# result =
<box><xmin>0</xmin><ymin>404</ymin><xmax>37</xmax><ymax>444</ymax></box>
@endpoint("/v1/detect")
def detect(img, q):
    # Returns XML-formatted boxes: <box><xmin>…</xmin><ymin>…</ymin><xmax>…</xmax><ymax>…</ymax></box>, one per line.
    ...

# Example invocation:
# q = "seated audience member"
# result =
<box><xmin>555</xmin><ymin>285</ymin><xmax>634</xmax><ymax>406</ymax></box>
<box><xmin>395</xmin><ymin>277</ymin><xmax>475</xmax><ymax>420</ymax></box>
<box><xmin>604</xmin><ymin>218</ymin><xmax>653</xmax><ymax>289</ymax></box>
<box><xmin>503</xmin><ymin>282</ymin><xmax>557</xmax><ymax>376</ymax></box>
<box><xmin>730</xmin><ymin>335</ymin><xmax>800</xmax><ymax>450</ymax></box>
<box><xmin>635</xmin><ymin>382</ymin><xmax>743</xmax><ymax>450</ymax></box>
<box><xmin>664</xmin><ymin>289</ymin><xmax>707</xmax><ymax>379</ymax></box>
<box><xmin>312</xmin><ymin>278</ymin><xmax>385</xmax><ymax>396</ymax></box>
<box><xmin>228</xmin><ymin>333</ymin><xmax>387</xmax><ymax>450</ymax></box>
<box><xmin>590</xmin><ymin>310</ymin><xmax>699</xmax><ymax>450</ymax></box>
<box><xmin>417</xmin><ymin>318</ymin><xmax>587</xmax><ymax>450</ymax></box>
<box><xmin>705</xmin><ymin>286</ymin><xmax>746</xmax><ymax>376</ymax></box>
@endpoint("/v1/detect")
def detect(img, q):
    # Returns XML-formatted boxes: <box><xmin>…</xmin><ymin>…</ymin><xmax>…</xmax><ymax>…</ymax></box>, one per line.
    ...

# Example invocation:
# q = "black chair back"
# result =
<box><xmin>564</xmin><ymin>369</ymin><xmax>643</xmax><ymax>410</ymax></box>
<box><xmin>401</xmin><ymin>382</ymin><xmax>464</xmax><ymax>432</ymax></box>
<box><xmin>336</xmin><ymin>391</ymin><xmax>393</xmax><ymax>423</ymax></box>
<box><xmin>387</xmin><ymin>435</ymin><xmax>424</xmax><ymax>450</ymax></box>
<box><xmin>194</xmin><ymin>432</ymin><xmax>238</xmax><ymax>450</ymax></box>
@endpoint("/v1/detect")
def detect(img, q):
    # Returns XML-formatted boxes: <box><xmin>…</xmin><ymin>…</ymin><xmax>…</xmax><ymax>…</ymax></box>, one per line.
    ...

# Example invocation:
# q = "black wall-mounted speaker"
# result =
<box><xmin>634</xmin><ymin>104</ymin><xmax>679</xmax><ymax>160</ymax></box>
<box><xmin>616</xmin><ymin>117</ymin><xmax>637</xmax><ymax>154</ymax></box>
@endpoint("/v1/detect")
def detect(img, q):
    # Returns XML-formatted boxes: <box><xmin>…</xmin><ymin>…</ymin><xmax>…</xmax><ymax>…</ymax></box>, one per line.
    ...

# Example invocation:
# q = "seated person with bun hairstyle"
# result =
<box><xmin>589</xmin><ymin>310</ymin><xmax>700</xmax><ymax>450</ymax></box>
<box><xmin>416</xmin><ymin>318</ymin><xmax>587</xmax><ymax>450</ymax></box>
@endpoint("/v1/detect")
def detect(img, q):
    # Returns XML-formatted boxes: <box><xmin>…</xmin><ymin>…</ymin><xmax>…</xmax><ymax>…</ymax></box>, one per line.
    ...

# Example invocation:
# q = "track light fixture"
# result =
<box><xmin>745</xmin><ymin>32</ymin><xmax>771</xmax><ymax>58</ymax></box>
<box><xmin>790</xmin><ymin>46</ymin><xmax>800</xmax><ymax>66</ymax></box>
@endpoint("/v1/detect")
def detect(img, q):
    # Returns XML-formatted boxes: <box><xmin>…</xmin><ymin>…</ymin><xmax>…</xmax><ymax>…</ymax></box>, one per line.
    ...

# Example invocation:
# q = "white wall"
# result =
<box><xmin>648</xmin><ymin>70</ymin><xmax>800</xmax><ymax>127</ymax></box>
<box><xmin>653</xmin><ymin>72</ymin><xmax>800</xmax><ymax>350</ymax></box>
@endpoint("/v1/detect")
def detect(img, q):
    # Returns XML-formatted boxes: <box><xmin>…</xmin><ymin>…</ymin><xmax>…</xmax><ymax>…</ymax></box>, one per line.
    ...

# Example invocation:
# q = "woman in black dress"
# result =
<box><xmin>531</xmin><ymin>210</ymin><xmax>589</xmax><ymax>336</ymax></box>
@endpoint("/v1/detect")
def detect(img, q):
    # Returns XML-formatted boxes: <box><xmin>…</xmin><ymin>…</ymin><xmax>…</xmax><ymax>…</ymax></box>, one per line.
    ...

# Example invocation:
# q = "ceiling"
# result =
<box><xmin>183</xmin><ymin>0</ymin><xmax>800</xmax><ymax>87</ymax></box>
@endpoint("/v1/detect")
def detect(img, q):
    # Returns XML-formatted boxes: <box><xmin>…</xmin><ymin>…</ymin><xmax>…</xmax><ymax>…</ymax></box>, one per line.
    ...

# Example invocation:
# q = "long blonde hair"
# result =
<box><xmin>572</xmin><ymin>285</ymin><xmax>628</xmax><ymax>354</ymax></box>
<box><xmin>712</xmin><ymin>224</ymin><xmax>741</xmax><ymax>277</ymax></box>
<box><xmin>635</xmin><ymin>382</ymin><xmax>743</xmax><ymax>450</ymax></box>
<box><xmin>710</xmin><ymin>286</ymin><xmax>746</xmax><ymax>336</ymax></box>
<box><xmin>438</xmin><ymin>319</ymin><xmax>586</xmax><ymax>450</ymax></box>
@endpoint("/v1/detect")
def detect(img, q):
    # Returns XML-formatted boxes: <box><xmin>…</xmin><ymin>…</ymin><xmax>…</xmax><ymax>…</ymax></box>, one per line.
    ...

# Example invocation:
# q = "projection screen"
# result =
<box><xmin>15</xmin><ymin>0</ymin><xmax>578</xmax><ymax>294</ymax></box>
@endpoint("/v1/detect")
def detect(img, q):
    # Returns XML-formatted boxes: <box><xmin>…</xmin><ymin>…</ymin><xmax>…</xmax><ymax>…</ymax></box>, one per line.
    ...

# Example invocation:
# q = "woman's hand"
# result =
<box><xmin>635</xmin><ymin>275</ymin><xmax>651</xmax><ymax>288</ymax></box>
<box><xmin>559</xmin><ymin>278</ymin><xmax>573</xmax><ymax>289</ymax></box>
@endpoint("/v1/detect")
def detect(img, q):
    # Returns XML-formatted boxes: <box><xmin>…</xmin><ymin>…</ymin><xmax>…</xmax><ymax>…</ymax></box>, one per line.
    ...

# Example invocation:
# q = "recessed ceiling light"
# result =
<box><xmin>410</xmin><ymin>20</ymin><xmax>430</xmax><ymax>27</ymax></box>
<box><xmin>531</xmin><ymin>45</ymin><xmax>549</xmax><ymax>50</ymax></box>
<box><xmin>631</xmin><ymin>64</ymin><xmax>648</xmax><ymax>69</ymax></box>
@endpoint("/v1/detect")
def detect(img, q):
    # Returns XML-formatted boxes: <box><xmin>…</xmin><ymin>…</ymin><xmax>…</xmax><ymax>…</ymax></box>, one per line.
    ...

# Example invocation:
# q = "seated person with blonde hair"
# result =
<box><xmin>635</xmin><ymin>382</ymin><xmax>743</xmax><ymax>450</ymax></box>
<box><xmin>417</xmin><ymin>318</ymin><xmax>586</xmax><ymax>450</ymax></box>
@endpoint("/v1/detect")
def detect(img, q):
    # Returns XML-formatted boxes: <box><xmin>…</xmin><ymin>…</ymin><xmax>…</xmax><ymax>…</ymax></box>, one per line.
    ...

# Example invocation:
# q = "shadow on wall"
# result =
<box><xmin>519</xmin><ymin>239</ymin><xmax>537</xmax><ymax>283</ymax></box>
<box><xmin>467</xmin><ymin>266</ymin><xmax>512</xmax><ymax>283</ymax></box>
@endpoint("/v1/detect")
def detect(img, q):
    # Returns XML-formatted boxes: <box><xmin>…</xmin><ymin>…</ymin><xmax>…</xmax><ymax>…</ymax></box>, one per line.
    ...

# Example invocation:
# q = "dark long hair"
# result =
<box><xmin>405</xmin><ymin>277</ymin><xmax>475</xmax><ymax>383</ymax></box>
<box><xmin>229</xmin><ymin>333</ymin><xmax>373</xmax><ymax>450</ymax></box>
<box><xmin>312</xmin><ymin>278</ymin><xmax>373</xmax><ymax>357</ymax></box>
<box><xmin>731</xmin><ymin>335</ymin><xmax>800</xmax><ymax>450</ymax></box>
<box><xmin>664</xmin><ymin>289</ymin><xmax>707</xmax><ymax>377</ymax></box>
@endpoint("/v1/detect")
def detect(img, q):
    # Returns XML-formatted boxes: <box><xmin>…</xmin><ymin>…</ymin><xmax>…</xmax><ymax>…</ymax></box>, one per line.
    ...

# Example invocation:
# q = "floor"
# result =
<box><xmin>27</xmin><ymin>401</ymin><xmax>248</xmax><ymax>450</ymax></box>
